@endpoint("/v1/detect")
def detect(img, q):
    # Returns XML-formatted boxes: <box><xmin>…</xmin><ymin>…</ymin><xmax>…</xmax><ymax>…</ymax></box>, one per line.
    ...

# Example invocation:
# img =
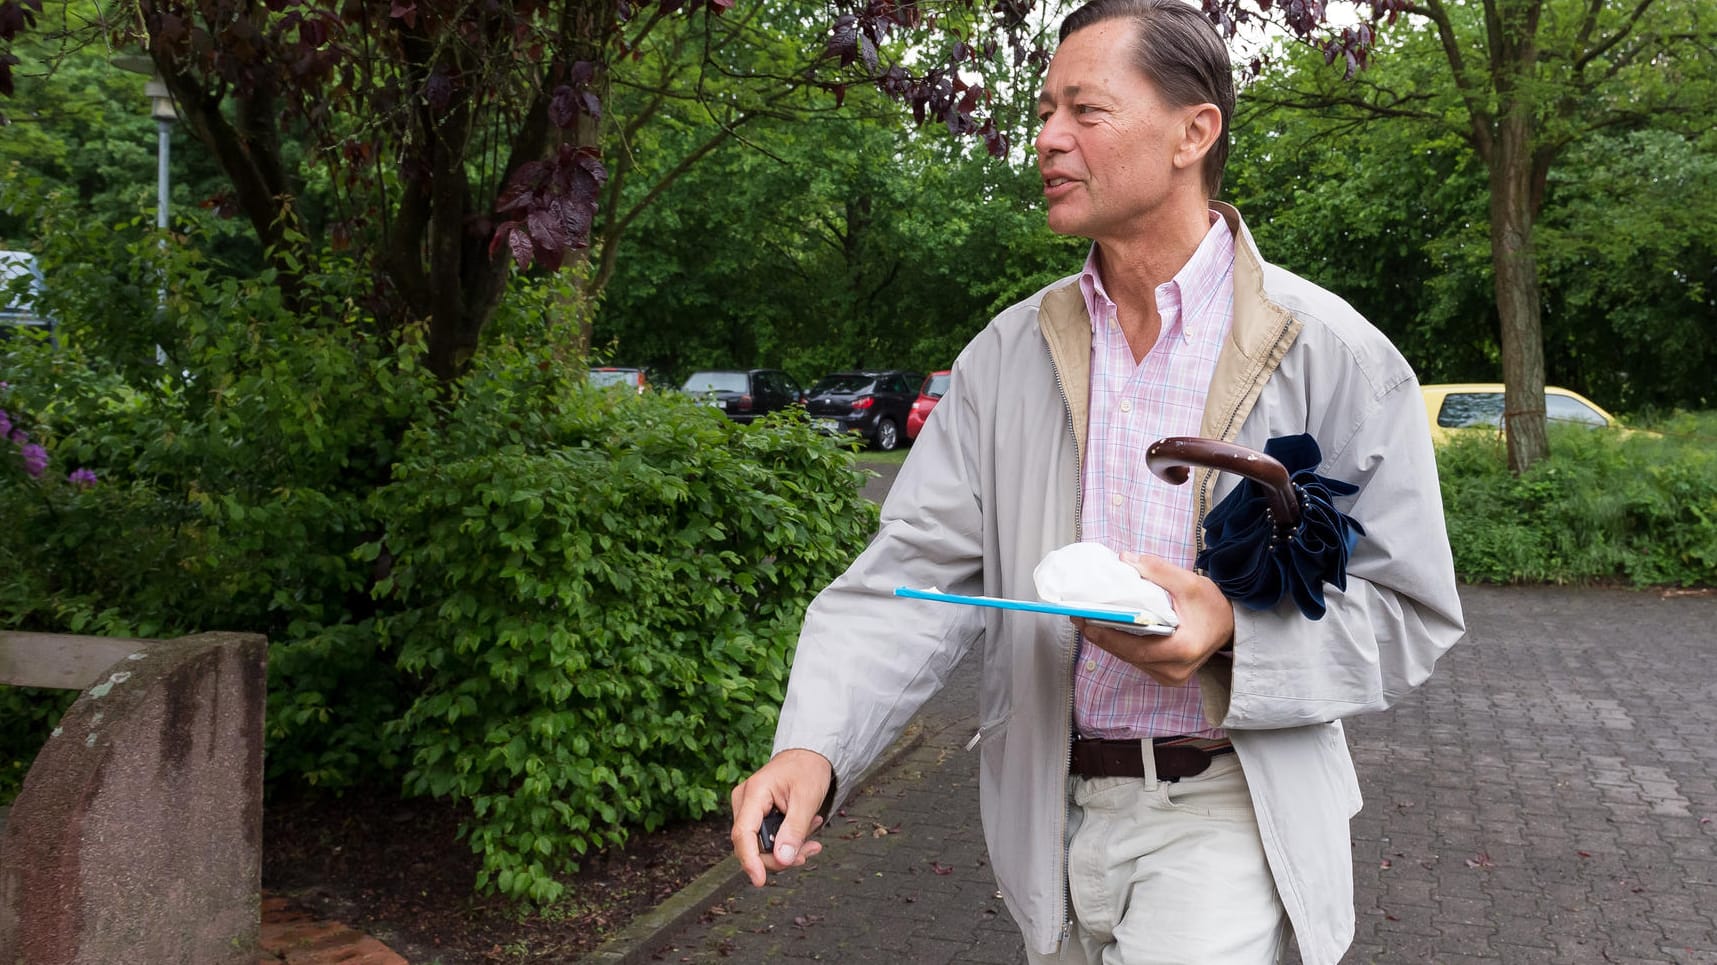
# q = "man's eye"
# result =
<box><xmin>1075</xmin><ymin>105</ymin><xmax>1099</xmax><ymax>115</ymax></box>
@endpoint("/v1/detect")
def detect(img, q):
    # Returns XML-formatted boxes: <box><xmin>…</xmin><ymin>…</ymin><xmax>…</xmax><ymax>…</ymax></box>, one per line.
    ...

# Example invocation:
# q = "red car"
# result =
<box><xmin>588</xmin><ymin>366</ymin><xmax>649</xmax><ymax>394</ymax></box>
<box><xmin>905</xmin><ymin>370</ymin><xmax>951</xmax><ymax>441</ymax></box>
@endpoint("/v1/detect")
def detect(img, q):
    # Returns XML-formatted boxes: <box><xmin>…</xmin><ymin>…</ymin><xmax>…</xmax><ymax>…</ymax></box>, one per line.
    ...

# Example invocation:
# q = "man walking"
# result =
<box><xmin>730</xmin><ymin>2</ymin><xmax>1465</xmax><ymax>962</ymax></box>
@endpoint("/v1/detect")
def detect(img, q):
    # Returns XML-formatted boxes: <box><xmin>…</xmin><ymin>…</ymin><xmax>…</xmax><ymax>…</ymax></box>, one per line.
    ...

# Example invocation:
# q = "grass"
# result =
<box><xmin>854</xmin><ymin>447</ymin><xmax>911</xmax><ymax>467</ymax></box>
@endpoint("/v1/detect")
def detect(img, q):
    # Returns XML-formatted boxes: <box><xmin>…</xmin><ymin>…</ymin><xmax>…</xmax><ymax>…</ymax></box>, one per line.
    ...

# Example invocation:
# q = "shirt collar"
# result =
<box><xmin>1078</xmin><ymin>211</ymin><xmax>1234</xmax><ymax>344</ymax></box>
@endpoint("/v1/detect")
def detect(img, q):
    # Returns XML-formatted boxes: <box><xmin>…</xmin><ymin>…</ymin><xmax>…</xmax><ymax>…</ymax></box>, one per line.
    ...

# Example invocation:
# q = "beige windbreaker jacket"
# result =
<box><xmin>773</xmin><ymin>204</ymin><xmax>1465</xmax><ymax>965</ymax></box>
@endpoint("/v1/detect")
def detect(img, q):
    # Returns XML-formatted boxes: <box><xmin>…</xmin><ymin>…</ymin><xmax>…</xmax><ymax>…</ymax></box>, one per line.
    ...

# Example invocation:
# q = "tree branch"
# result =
<box><xmin>1406</xmin><ymin>0</ymin><xmax>1496</xmax><ymax>159</ymax></box>
<box><xmin>1575</xmin><ymin>0</ymin><xmax>1657</xmax><ymax>72</ymax></box>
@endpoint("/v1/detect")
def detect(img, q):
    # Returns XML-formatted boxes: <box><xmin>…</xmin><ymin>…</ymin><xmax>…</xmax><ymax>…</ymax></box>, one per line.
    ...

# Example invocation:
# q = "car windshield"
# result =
<box><xmin>1545</xmin><ymin>395</ymin><xmax>1608</xmax><ymax>426</ymax></box>
<box><xmin>1436</xmin><ymin>393</ymin><xmax>1504</xmax><ymax>429</ymax></box>
<box><xmin>811</xmin><ymin>375</ymin><xmax>874</xmax><ymax>395</ymax></box>
<box><xmin>683</xmin><ymin>372</ymin><xmax>748</xmax><ymax>393</ymax></box>
<box><xmin>588</xmin><ymin>369</ymin><xmax>638</xmax><ymax>388</ymax></box>
<box><xmin>923</xmin><ymin>372</ymin><xmax>951</xmax><ymax>398</ymax></box>
<box><xmin>1438</xmin><ymin>390</ymin><xmax>1612</xmax><ymax>430</ymax></box>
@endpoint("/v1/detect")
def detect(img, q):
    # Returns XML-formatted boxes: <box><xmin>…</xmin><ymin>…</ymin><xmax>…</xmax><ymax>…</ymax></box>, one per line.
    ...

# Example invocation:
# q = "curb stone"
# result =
<box><xmin>575</xmin><ymin>722</ymin><xmax>932</xmax><ymax>965</ymax></box>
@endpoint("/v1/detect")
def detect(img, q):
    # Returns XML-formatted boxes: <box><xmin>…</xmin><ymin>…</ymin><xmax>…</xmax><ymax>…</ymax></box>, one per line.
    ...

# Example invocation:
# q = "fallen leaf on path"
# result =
<box><xmin>1464</xmin><ymin>852</ymin><xmax>1495</xmax><ymax>869</ymax></box>
<box><xmin>930</xmin><ymin>862</ymin><xmax>955</xmax><ymax>875</ymax></box>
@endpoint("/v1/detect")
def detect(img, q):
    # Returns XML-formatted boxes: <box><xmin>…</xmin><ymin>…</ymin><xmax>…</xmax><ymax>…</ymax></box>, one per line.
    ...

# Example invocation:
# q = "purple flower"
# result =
<box><xmin>0</xmin><ymin>409</ymin><xmax>10</xmax><ymax>438</ymax></box>
<box><xmin>20</xmin><ymin>443</ymin><xmax>48</xmax><ymax>478</ymax></box>
<box><xmin>10</xmin><ymin>427</ymin><xmax>26</xmax><ymax>446</ymax></box>
<box><xmin>68</xmin><ymin>467</ymin><xmax>98</xmax><ymax>488</ymax></box>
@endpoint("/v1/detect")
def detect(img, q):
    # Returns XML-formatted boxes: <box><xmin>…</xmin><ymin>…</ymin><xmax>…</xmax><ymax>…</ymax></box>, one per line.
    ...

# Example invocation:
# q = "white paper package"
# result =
<box><xmin>1032</xmin><ymin>542</ymin><xmax>1179</xmax><ymax>633</ymax></box>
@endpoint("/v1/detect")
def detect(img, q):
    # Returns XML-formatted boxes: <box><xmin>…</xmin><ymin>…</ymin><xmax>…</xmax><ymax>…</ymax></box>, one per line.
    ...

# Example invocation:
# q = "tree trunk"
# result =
<box><xmin>1488</xmin><ymin>112</ymin><xmax>1549</xmax><ymax>473</ymax></box>
<box><xmin>572</xmin><ymin>73</ymin><xmax>604</xmax><ymax>358</ymax></box>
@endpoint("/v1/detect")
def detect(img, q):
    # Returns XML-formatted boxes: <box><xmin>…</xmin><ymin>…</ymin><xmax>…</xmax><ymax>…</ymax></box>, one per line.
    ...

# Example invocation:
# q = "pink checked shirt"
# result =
<box><xmin>1074</xmin><ymin>214</ymin><xmax>1235</xmax><ymax>740</ymax></box>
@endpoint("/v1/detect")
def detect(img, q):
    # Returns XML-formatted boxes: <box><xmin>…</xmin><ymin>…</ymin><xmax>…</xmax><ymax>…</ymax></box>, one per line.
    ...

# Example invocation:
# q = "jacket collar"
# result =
<box><xmin>1038</xmin><ymin>202</ymin><xmax>1301</xmax><ymax>468</ymax></box>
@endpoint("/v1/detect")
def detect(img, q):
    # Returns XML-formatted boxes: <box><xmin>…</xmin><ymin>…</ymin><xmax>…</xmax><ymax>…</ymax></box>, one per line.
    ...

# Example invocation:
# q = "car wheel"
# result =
<box><xmin>874</xmin><ymin>418</ymin><xmax>900</xmax><ymax>452</ymax></box>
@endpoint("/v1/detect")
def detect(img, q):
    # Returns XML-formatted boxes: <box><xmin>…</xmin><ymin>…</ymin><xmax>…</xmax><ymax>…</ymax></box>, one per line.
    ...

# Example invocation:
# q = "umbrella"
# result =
<box><xmin>1145</xmin><ymin>433</ymin><xmax>1364</xmax><ymax>620</ymax></box>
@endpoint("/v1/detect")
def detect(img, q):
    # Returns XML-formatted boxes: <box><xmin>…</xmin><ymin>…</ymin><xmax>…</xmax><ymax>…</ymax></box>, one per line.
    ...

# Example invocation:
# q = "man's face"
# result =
<box><xmin>1034</xmin><ymin>21</ymin><xmax>1199</xmax><ymax>242</ymax></box>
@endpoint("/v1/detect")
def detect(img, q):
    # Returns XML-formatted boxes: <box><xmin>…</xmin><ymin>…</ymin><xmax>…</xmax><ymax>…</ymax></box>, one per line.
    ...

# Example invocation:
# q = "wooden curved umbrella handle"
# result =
<box><xmin>1145</xmin><ymin>437</ymin><xmax>1300</xmax><ymax>529</ymax></box>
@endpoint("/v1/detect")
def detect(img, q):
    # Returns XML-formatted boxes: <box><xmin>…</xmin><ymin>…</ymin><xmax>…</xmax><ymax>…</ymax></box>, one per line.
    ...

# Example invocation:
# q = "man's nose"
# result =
<box><xmin>1034</xmin><ymin>112</ymin><xmax>1070</xmax><ymax>159</ymax></box>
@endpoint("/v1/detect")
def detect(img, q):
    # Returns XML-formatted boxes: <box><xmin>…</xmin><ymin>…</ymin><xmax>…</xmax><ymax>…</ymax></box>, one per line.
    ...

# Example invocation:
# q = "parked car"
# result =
<box><xmin>906</xmin><ymin>369</ymin><xmax>952</xmax><ymax>441</ymax></box>
<box><xmin>804</xmin><ymin>370</ymin><xmax>920</xmax><ymax>451</ymax></box>
<box><xmin>1421</xmin><ymin>383</ymin><xmax>1629</xmax><ymax>445</ymax></box>
<box><xmin>0</xmin><ymin>250</ymin><xmax>53</xmax><ymax>343</ymax></box>
<box><xmin>588</xmin><ymin>366</ymin><xmax>649</xmax><ymax>393</ymax></box>
<box><xmin>681</xmin><ymin>368</ymin><xmax>805</xmax><ymax>423</ymax></box>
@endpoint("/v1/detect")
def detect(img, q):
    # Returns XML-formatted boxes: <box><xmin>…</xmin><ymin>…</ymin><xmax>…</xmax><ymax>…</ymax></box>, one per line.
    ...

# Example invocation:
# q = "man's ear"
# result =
<box><xmin>1173</xmin><ymin>103</ymin><xmax>1223</xmax><ymax>172</ymax></box>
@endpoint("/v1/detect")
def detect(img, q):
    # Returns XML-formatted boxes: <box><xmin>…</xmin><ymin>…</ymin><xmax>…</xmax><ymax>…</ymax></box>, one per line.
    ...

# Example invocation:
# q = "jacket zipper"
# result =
<box><xmin>1051</xmin><ymin>352</ymin><xmax>1082</xmax><ymax>946</ymax></box>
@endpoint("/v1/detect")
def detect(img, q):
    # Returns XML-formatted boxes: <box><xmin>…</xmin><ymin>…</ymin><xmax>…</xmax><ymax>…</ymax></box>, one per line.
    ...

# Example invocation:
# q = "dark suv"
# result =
<box><xmin>804</xmin><ymin>370</ymin><xmax>921</xmax><ymax>451</ymax></box>
<box><xmin>681</xmin><ymin>369</ymin><xmax>805</xmax><ymax>424</ymax></box>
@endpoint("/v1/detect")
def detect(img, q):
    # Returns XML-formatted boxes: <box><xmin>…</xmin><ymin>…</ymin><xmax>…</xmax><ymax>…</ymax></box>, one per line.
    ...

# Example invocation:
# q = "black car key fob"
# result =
<box><xmin>757</xmin><ymin>808</ymin><xmax>786</xmax><ymax>854</ymax></box>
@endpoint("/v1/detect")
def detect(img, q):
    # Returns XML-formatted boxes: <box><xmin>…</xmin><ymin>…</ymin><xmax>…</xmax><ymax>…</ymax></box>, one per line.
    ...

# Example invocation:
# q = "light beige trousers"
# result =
<box><xmin>1024</xmin><ymin>748</ymin><xmax>1289</xmax><ymax>965</ymax></box>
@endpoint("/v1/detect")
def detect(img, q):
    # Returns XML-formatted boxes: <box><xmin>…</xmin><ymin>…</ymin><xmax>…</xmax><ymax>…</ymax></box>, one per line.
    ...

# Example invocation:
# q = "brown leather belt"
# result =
<box><xmin>1070</xmin><ymin>737</ymin><xmax>1236</xmax><ymax>781</ymax></box>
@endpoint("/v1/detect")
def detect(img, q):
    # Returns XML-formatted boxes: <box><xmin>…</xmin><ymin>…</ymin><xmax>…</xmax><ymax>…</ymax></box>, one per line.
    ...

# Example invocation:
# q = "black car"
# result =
<box><xmin>680</xmin><ymin>368</ymin><xmax>805</xmax><ymax>423</ymax></box>
<box><xmin>804</xmin><ymin>370</ymin><xmax>921</xmax><ymax>451</ymax></box>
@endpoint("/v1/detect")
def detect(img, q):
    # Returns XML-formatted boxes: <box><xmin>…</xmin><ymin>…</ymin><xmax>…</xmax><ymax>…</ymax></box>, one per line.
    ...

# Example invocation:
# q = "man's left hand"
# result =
<box><xmin>1072</xmin><ymin>552</ymin><xmax>1234</xmax><ymax>687</ymax></box>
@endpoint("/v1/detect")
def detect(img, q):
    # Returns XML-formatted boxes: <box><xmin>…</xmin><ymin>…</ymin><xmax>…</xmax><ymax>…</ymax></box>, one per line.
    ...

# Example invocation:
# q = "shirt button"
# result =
<box><xmin>1111</xmin><ymin>494</ymin><xmax>1124</xmax><ymax>507</ymax></box>
<box><xmin>1119</xmin><ymin>400</ymin><xmax>1132</xmax><ymax>413</ymax></box>
<box><xmin>1084</xmin><ymin>659</ymin><xmax>1098</xmax><ymax>671</ymax></box>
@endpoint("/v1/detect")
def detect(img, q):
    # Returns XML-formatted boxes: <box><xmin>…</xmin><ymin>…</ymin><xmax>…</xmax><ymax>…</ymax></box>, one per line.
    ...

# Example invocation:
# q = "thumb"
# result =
<box><xmin>1120</xmin><ymin>550</ymin><xmax>1169</xmax><ymax>580</ymax></box>
<box><xmin>1120</xmin><ymin>552</ymin><xmax>1202</xmax><ymax>596</ymax></box>
<box><xmin>773</xmin><ymin>802</ymin><xmax>824</xmax><ymax>864</ymax></box>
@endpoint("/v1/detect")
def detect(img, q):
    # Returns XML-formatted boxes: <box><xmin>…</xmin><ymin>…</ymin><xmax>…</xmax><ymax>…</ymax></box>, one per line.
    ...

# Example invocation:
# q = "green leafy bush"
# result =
<box><xmin>1438</xmin><ymin>415</ymin><xmax>1717</xmax><ymax>586</ymax></box>
<box><xmin>0</xmin><ymin>212</ymin><xmax>440</xmax><ymax>789</ymax></box>
<box><xmin>372</xmin><ymin>367</ymin><xmax>876</xmax><ymax>901</ymax></box>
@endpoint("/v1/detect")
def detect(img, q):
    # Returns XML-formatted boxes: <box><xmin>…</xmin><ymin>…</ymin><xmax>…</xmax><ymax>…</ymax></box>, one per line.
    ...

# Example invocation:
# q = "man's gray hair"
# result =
<box><xmin>1058</xmin><ymin>0</ymin><xmax>1234</xmax><ymax>198</ymax></box>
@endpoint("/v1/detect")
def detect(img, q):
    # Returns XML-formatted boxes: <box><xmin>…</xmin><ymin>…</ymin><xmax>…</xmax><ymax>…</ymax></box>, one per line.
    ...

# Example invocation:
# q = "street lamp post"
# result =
<box><xmin>145</xmin><ymin>77</ymin><xmax>175</xmax><ymax>236</ymax></box>
<box><xmin>114</xmin><ymin>55</ymin><xmax>176</xmax><ymax>364</ymax></box>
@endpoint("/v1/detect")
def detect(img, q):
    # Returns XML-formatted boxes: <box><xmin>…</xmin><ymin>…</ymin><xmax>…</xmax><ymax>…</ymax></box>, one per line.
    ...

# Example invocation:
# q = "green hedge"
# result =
<box><xmin>1437</xmin><ymin>414</ymin><xmax>1717</xmax><ymax>587</ymax></box>
<box><xmin>370</xmin><ymin>370</ymin><xmax>876</xmax><ymax>900</ymax></box>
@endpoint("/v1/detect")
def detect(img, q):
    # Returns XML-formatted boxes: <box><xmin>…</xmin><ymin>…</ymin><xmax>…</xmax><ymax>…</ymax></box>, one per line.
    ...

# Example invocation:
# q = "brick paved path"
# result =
<box><xmin>259</xmin><ymin>895</ymin><xmax>408</xmax><ymax>964</ymax></box>
<box><xmin>646</xmin><ymin>585</ymin><xmax>1717</xmax><ymax>964</ymax></box>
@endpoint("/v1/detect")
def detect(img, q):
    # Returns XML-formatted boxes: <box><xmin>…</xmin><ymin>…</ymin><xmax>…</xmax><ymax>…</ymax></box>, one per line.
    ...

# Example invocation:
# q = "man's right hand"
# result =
<box><xmin>729</xmin><ymin>748</ymin><xmax>833</xmax><ymax>886</ymax></box>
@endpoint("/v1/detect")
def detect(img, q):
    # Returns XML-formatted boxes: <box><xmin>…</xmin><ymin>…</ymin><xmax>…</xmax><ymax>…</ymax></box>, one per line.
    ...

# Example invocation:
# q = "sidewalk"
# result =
<box><xmin>592</xmin><ymin>584</ymin><xmax>1717</xmax><ymax>964</ymax></box>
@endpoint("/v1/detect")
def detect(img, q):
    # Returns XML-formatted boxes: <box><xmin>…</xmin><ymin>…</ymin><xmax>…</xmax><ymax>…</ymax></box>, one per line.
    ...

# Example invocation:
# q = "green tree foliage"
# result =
<box><xmin>1535</xmin><ymin>129</ymin><xmax>1717</xmax><ymax>413</ymax></box>
<box><xmin>594</xmin><ymin>103</ymin><xmax>1085</xmax><ymax>382</ymax></box>
<box><xmin>0</xmin><ymin>1</ymin><xmax>261</xmax><ymax>262</ymax></box>
<box><xmin>1229</xmin><ymin>25</ymin><xmax>1717</xmax><ymax>415</ymax></box>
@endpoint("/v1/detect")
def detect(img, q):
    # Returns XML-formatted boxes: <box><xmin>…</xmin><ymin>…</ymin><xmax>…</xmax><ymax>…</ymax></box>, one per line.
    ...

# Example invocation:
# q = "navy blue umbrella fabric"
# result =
<box><xmin>1147</xmin><ymin>433</ymin><xmax>1364</xmax><ymax>620</ymax></box>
